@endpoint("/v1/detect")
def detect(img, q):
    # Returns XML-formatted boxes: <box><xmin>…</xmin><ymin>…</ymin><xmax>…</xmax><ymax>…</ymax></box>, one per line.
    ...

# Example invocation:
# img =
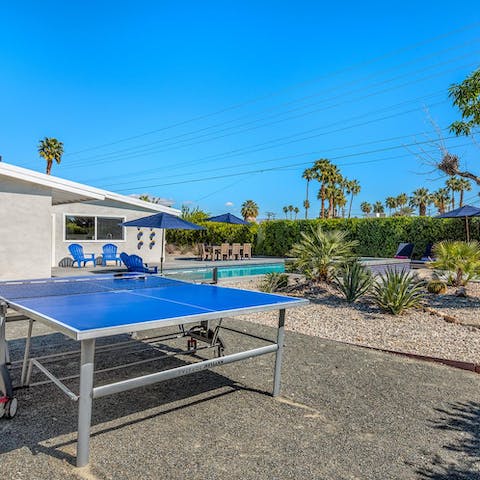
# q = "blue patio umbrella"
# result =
<box><xmin>205</xmin><ymin>213</ymin><xmax>249</xmax><ymax>225</ymax></box>
<box><xmin>436</xmin><ymin>204</ymin><xmax>480</xmax><ymax>241</ymax></box>
<box><xmin>123</xmin><ymin>212</ymin><xmax>205</xmax><ymax>273</ymax></box>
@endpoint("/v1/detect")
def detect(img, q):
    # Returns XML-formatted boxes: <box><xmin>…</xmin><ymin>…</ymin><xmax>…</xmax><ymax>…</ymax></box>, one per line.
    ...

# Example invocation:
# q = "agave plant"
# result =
<box><xmin>259</xmin><ymin>272</ymin><xmax>289</xmax><ymax>293</ymax></box>
<box><xmin>290</xmin><ymin>225</ymin><xmax>358</xmax><ymax>283</ymax></box>
<box><xmin>373</xmin><ymin>269</ymin><xmax>424</xmax><ymax>315</ymax></box>
<box><xmin>333</xmin><ymin>260</ymin><xmax>373</xmax><ymax>303</ymax></box>
<box><xmin>430</xmin><ymin>241</ymin><xmax>480</xmax><ymax>287</ymax></box>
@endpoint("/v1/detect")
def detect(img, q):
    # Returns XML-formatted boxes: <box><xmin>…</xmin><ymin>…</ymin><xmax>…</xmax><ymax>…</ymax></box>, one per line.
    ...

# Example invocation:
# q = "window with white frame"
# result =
<box><xmin>65</xmin><ymin>215</ymin><xmax>125</xmax><ymax>241</ymax></box>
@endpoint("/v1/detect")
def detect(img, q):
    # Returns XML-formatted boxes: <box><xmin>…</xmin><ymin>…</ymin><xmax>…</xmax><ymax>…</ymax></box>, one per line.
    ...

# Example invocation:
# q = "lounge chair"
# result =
<box><xmin>120</xmin><ymin>252</ymin><xmax>158</xmax><ymax>274</ymax></box>
<box><xmin>394</xmin><ymin>242</ymin><xmax>414</xmax><ymax>259</ymax></box>
<box><xmin>242</xmin><ymin>243</ymin><xmax>252</xmax><ymax>259</ymax></box>
<box><xmin>102</xmin><ymin>243</ymin><xmax>122</xmax><ymax>266</ymax></box>
<box><xmin>68</xmin><ymin>243</ymin><xmax>96</xmax><ymax>268</ymax></box>
<box><xmin>420</xmin><ymin>242</ymin><xmax>435</xmax><ymax>262</ymax></box>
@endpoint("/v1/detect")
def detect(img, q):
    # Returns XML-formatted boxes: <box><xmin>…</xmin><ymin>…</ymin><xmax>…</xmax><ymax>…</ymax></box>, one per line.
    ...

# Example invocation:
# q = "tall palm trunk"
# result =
<box><xmin>305</xmin><ymin>180</ymin><xmax>309</xmax><ymax>219</ymax></box>
<box><xmin>319</xmin><ymin>184</ymin><xmax>326</xmax><ymax>218</ymax></box>
<box><xmin>460</xmin><ymin>189</ymin><xmax>464</xmax><ymax>207</ymax></box>
<box><xmin>348</xmin><ymin>193</ymin><xmax>354</xmax><ymax>218</ymax></box>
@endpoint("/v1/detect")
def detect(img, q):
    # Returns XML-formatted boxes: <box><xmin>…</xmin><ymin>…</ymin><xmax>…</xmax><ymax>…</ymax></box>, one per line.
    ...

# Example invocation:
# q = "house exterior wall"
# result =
<box><xmin>52</xmin><ymin>201</ymin><xmax>165</xmax><ymax>266</ymax></box>
<box><xmin>0</xmin><ymin>179</ymin><xmax>52</xmax><ymax>280</ymax></box>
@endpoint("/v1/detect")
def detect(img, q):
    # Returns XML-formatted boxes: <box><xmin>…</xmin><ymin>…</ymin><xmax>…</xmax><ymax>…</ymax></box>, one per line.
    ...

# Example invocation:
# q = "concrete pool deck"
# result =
<box><xmin>2</xmin><ymin>317</ymin><xmax>479</xmax><ymax>479</ymax></box>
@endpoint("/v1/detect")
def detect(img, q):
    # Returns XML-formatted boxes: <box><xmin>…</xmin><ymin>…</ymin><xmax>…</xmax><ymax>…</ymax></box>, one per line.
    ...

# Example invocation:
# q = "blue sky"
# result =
<box><xmin>1</xmin><ymin>2</ymin><xmax>479</xmax><ymax>218</ymax></box>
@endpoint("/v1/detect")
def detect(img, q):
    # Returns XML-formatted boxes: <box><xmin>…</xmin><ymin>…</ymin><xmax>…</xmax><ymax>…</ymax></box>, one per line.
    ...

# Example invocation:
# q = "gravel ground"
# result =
<box><xmin>220</xmin><ymin>274</ymin><xmax>480</xmax><ymax>364</ymax></box>
<box><xmin>2</xmin><ymin>318</ymin><xmax>480</xmax><ymax>479</ymax></box>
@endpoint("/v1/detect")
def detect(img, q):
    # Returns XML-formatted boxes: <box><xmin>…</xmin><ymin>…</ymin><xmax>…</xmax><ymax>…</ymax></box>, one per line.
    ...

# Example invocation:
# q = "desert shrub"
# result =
<box><xmin>429</xmin><ymin>240</ymin><xmax>480</xmax><ymax>287</ymax></box>
<box><xmin>290</xmin><ymin>225</ymin><xmax>358</xmax><ymax>283</ymax></box>
<box><xmin>373</xmin><ymin>269</ymin><xmax>425</xmax><ymax>315</ymax></box>
<box><xmin>333</xmin><ymin>260</ymin><xmax>373</xmax><ymax>303</ymax></box>
<box><xmin>426</xmin><ymin>280</ymin><xmax>447</xmax><ymax>294</ymax></box>
<box><xmin>259</xmin><ymin>272</ymin><xmax>289</xmax><ymax>293</ymax></box>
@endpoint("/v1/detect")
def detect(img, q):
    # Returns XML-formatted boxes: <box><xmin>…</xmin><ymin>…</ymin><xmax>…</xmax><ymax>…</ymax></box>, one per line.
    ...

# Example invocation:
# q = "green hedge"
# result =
<box><xmin>166</xmin><ymin>217</ymin><xmax>480</xmax><ymax>259</ymax></box>
<box><xmin>255</xmin><ymin>217</ymin><xmax>480</xmax><ymax>259</ymax></box>
<box><xmin>166</xmin><ymin>222</ymin><xmax>258</xmax><ymax>249</ymax></box>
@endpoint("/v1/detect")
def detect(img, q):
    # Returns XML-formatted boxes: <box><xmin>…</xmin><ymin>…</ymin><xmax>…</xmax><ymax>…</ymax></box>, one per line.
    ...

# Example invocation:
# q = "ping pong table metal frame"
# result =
<box><xmin>0</xmin><ymin>290</ymin><xmax>306</xmax><ymax>467</ymax></box>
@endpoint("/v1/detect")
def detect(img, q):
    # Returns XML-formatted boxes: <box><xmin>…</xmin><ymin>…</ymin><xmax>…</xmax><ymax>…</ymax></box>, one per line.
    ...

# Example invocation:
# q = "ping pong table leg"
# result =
<box><xmin>77</xmin><ymin>338</ymin><xmax>95</xmax><ymax>467</ymax></box>
<box><xmin>272</xmin><ymin>309</ymin><xmax>286</xmax><ymax>397</ymax></box>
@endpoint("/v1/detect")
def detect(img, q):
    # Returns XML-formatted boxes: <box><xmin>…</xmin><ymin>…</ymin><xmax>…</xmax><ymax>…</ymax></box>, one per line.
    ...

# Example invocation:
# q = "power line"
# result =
<box><xmin>61</xmin><ymin>22</ymin><xmax>479</xmax><ymax>158</ymax></box>
<box><xmin>114</xmin><ymin>138</ymin><xmax>472</xmax><ymax>191</ymax></box>
<box><xmin>64</xmin><ymin>52</ymin><xmax>478</xmax><ymax>170</ymax></box>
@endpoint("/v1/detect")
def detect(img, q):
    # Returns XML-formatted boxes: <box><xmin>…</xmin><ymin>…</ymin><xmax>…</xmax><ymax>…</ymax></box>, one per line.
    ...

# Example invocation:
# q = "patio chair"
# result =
<box><xmin>102</xmin><ymin>243</ymin><xmax>122</xmax><ymax>266</ymax></box>
<box><xmin>420</xmin><ymin>242</ymin><xmax>435</xmax><ymax>262</ymax></box>
<box><xmin>120</xmin><ymin>252</ymin><xmax>158</xmax><ymax>274</ymax></box>
<box><xmin>394</xmin><ymin>242</ymin><xmax>414</xmax><ymax>259</ymax></box>
<box><xmin>231</xmin><ymin>243</ymin><xmax>241</xmax><ymax>260</ymax></box>
<box><xmin>219</xmin><ymin>243</ymin><xmax>230</xmax><ymax>260</ymax></box>
<box><xmin>242</xmin><ymin>243</ymin><xmax>252</xmax><ymax>259</ymax></box>
<box><xmin>68</xmin><ymin>243</ymin><xmax>96</xmax><ymax>268</ymax></box>
<box><xmin>199</xmin><ymin>243</ymin><xmax>211</xmax><ymax>261</ymax></box>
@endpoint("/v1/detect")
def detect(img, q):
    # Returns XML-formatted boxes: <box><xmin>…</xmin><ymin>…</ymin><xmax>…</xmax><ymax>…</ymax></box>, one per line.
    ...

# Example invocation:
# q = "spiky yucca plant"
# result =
<box><xmin>290</xmin><ymin>225</ymin><xmax>358</xmax><ymax>283</ymax></box>
<box><xmin>333</xmin><ymin>261</ymin><xmax>373</xmax><ymax>303</ymax></box>
<box><xmin>373</xmin><ymin>269</ymin><xmax>424</xmax><ymax>315</ymax></box>
<box><xmin>430</xmin><ymin>241</ymin><xmax>480</xmax><ymax>287</ymax></box>
<box><xmin>259</xmin><ymin>273</ymin><xmax>289</xmax><ymax>293</ymax></box>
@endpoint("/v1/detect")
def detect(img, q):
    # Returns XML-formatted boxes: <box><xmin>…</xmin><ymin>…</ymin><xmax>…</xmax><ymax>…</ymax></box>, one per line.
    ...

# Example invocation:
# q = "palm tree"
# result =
<box><xmin>38</xmin><ymin>137</ymin><xmax>64</xmax><ymax>175</ymax></box>
<box><xmin>303</xmin><ymin>199</ymin><xmax>310</xmax><ymax>217</ymax></box>
<box><xmin>395</xmin><ymin>206</ymin><xmax>414</xmax><ymax>217</ymax></box>
<box><xmin>346</xmin><ymin>179</ymin><xmax>361</xmax><ymax>219</ymax></box>
<box><xmin>446</xmin><ymin>177</ymin><xmax>463</xmax><ymax>209</ymax></box>
<box><xmin>288</xmin><ymin>205</ymin><xmax>294</xmax><ymax>220</ymax></box>
<box><xmin>241</xmin><ymin>200</ymin><xmax>259</xmax><ymax>222</ymax></box>
<box><xmin>396</xmin><ymin>193</ymin><xmax>408</xmax><ymax>210</ymax></box>
<box><xmin>290</xmin><ymin>225</ymin><xmax>359</xmax><ymax>283</ymax></box>
<box><xmin>265</xmin><ymin>211</ymin><xmax>276</xmax><ymax>220</ymax></box>
<box><xmin>360</xmin><ymin>202</ymin><xmax>372</xmax><ymax>217</ymax></box>
<box><xmin>410</xmin><ymin>188</ymin><xmax>431</xmax><ymax>216</ymax></box>
<box><xmin>313</xmin><ymin>158</ymin><xmax>333</xmax><ymax>218</ymax></box>
<box><xmin>294</xmin><ymin>206</ymin><xmax>300</xmax><ymax>220</ymax></box>
<box><xmin>373</xmin><ymin>201</ymin><xmax>384</xmax><ymax>216</ymax></box>
<box><xmin>431</xmin><ymin>188</ymin><xmax>451</xmax><ymax>214</ymax></box>
<box><xmin>283</xmin><ymin>206</ymin><xmax>288</xmax><ymax>219</ymax></box>
<box><xmin>457</xmin><ymin>178</ymin><xmax>472</xmax><ymax>207</ymax></box>
<box><xmin>302</xmin><ymin>167</ymin><xmax>315</xmax><ymax>219</ymax></box>
<box><xmin>385</xmin><ymin>197</ymin><xmax>397</xmax><ymax>216</ymax></box>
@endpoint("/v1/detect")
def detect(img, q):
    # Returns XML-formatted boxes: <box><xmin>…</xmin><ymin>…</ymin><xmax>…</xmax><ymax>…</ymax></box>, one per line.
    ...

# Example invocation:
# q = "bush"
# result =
<box><xmin>259</xmin><ymin>273</ymin><xmax>289</xmax><ymax>293</ymax></box>
<box><xmin>373</xmin><ymin>269</ymin><xmax>425</xmax><ymax>315</ymax></box>
<box><xmin>290</xmin><ymin>225</ymin><xmax>358</xmax><ymax>282</ymax></box>
<box><xmin>430</xmin><ymin>240</ymin><xmax>480</xmax><ymax>287</ymax></box>
<box><xmin>426</xmin><ymin>280</ymin><xmax>447</xmax><ymax>294</ymax></box>
<box><xmin>333</xmin><ymin>261</ymin><xmax>373</xmax><ymax>303</ymax></box>
<box><xmin>255</xmin><ymin>217</ymin><xmax>475</xmax><ymax>258</ymax></box>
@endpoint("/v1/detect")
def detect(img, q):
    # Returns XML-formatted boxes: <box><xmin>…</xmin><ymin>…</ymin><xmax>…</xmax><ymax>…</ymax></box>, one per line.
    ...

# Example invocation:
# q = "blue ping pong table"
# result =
<box><xmin>0</xmin><ymin>273</ymin><xmax>307</xmax><ymax>467</ymax></box>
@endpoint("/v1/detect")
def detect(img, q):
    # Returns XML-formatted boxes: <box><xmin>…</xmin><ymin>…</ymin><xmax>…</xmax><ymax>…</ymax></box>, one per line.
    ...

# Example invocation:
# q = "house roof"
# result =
<box><xmin>0</xmin><ymin>162</ymin><xmax>180</xmax><ymax>214</ymax></box>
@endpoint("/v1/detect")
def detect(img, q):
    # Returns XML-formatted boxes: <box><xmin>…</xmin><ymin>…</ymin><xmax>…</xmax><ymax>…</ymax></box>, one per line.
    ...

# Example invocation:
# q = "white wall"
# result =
<box><xmin>52</xmin><ymin>201</ymin><xmax>165</xmax><ymax>266</ymax></box>
<box><xmin>0</xmin><ymin>179</ymin><xmax>52</xmax><ymax>280</ymax></box>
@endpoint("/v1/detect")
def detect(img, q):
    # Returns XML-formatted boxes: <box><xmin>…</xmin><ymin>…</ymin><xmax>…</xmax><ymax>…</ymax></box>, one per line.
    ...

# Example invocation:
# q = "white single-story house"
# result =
<box><xmin>0</xmin><ymin>162</ymin><xmax>180</xmax><ymax>281</ymax></box>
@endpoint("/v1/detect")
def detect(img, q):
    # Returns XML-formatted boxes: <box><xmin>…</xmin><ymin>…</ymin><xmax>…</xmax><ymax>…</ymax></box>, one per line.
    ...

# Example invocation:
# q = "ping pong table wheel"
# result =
<box><xmin>187</xmin><ymin>338</ymin><xmax>197</xmax><ymax>351</ymax></box>
<box><xmin>4</xmin><ymin>398</ymin><xmax>17</xmax><ymax>419</ymax></box>
<box><xmin>0</xmin><ymin>396</ymin><xmax>16</xmax><ymax>419</ymax></box>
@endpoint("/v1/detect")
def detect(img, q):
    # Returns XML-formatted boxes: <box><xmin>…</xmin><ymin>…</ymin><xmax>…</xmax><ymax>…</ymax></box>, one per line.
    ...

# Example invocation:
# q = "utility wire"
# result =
<box><xmin>61</xmin><ymin>22</ymin><xmax>480</xmax><ymax>158</ymax></box>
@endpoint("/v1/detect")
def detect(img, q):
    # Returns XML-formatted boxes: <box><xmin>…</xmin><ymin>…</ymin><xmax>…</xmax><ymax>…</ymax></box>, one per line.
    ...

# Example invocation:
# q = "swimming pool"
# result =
<box><xmin>164</xmin><ymin>262</ymin><xmax>285</xmax><ymax>281</ymax></box>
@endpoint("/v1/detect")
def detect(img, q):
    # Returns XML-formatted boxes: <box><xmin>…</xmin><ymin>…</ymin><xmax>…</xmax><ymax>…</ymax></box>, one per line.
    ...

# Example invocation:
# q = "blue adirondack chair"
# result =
<box><xmin>68</xmin><ymin>244</ymin><xmax>96</xmax><ymax>268</ymax></box>
<box><xmin>120</xmin><ymin>253</ymin><xmax>158</xmax><ymax>274</ymax></box>
<box><xmin>102</xmin><ymin>243</ymin><xmax>122</xmax><ymax>266</ymax></box>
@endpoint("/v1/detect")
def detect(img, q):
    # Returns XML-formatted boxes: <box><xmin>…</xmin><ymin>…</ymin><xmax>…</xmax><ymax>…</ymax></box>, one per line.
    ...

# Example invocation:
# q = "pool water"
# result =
<box><xmin>165</xmin><ymin>263</ymin><xmax>285</xmax><ymax>281</ymax></box>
